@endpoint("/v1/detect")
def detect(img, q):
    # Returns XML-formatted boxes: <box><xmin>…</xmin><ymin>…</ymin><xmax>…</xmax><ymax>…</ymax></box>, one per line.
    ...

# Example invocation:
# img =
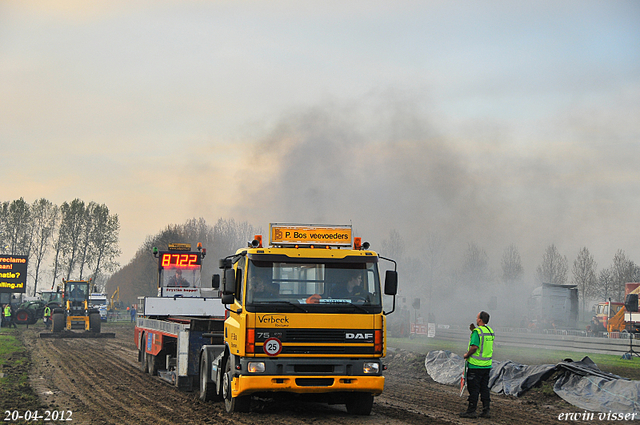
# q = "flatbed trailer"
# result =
<box><xmin>135</xmin><ymin>312</ymin><xmax>225</xmax><ymax>389</ymax></box>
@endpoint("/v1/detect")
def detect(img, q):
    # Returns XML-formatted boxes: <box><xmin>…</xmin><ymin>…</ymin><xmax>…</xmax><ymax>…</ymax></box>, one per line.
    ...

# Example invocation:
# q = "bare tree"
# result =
<box><xmin>5</xmin><ymin>198</ymin><xmax>33</xmax><ymax>256</ymax></box>
<box><xmin>381</xmin><ymin>229</ymin><xmax>405</xmax><ymax>264</ymax></box>
<box><xmin>29</xmin><ymin>199</ymin><xmax>59</xmax><ymax>296</ymax></box>
<box><xmin>58</xmin><ymin>199</ymin><xmax>86</xmax><ymax>280</ymax></box>
<box><xmin>76</xmin><ymin>202</ymin><xmax>97</xmax><ymax>279</ymax></box>
<box><xmin>0</xmin><ymin>201</ymin><xmax>8</xmax><ymax>253</ymax></box>
<box><xmin>460</xmin><ymin>242</ymin><xmax>490</xmax><ymax>286</ymax></box>
<box><xmin>536</xmin><ymin>244</ymin><xmax>568</xmax><ymax>285</ymax></box>
<box><xmin>572</xmin><ymin>247</ymin><xmax>597</xmax><ymax>320</ymax></box>
<box><xmin>501</xmin><ymin>244</ymin><xmax>524</xmax><ymax>285</ymax></box>
<box><xmin>89</xmin><ymin>204</ymin><xmax>121</xmax><ymax>285</ymax></box>
<box><xmin>594</xmin><ymin>267</ymin><xmax>615</xmax><ymax>301</ymax></box>
<box><xmin>611</xmin><ymin>250</ymin><xmax>640</xmax><ymax>302</ymax></box>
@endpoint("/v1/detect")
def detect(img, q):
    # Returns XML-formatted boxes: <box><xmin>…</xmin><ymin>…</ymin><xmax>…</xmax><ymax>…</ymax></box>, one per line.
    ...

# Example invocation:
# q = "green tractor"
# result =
<box><xmin>14</xmin><ymin>300</ymin><xmax>46</xmax><ymax>325</ymax></box>
<box><xmin>51</xmin><ymin>280</ymin><xmax>101</xmax><ymax>333</ymax></box>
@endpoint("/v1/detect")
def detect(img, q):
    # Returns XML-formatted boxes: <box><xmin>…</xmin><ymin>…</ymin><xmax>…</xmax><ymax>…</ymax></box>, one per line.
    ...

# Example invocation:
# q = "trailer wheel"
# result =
<box><xmin>346</xmin><ymin>393</ymin><xmax>374</xmax><ymax>415</ymax></box>
<box><xmin>89</xmin><ymin>313</ymin><xmax>101</xmax><ymax>333</ymax></box>
<box><xmin>199</xmin><ymin>354</ymin><xmax>219</xmax><ymax>401</ymax></box>
<box><xmin>52</xmin><ymin>313</ymin><xmax>64</xmax><ymax>333</ymax></box>
<box><xmin>223</xmin><ymin>358</ymin><xmax>250</xmax><ymax>413</ymax></box>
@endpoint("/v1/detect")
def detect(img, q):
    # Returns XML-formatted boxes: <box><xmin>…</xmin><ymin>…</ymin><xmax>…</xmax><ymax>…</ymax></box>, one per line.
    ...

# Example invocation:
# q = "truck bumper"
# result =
<box><xmin>232</xmin><ymin>375</ymin><xmax>384</xmax><ymax>397</ymax></box>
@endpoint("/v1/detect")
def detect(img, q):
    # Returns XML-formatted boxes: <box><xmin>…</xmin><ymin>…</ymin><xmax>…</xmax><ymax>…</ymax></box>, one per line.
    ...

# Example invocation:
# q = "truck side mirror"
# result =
<box><xmin>212</xmin><ymin>274</ymin><xmax>220</xmax><ymax>290</ymax></box>
<box><xmin>384</xmin><ymin>270</ymin><xmax>398</xmax><ymax>296</ymax></box>
<box><xmin>223</xmin><ymin>268</ymin><xmax>236</xmax><ymax>295</ymax></box>
<box><xmin>221</xmin><ymin>293</ymin><xmax>235</xmax><ymax>305</ymax></box>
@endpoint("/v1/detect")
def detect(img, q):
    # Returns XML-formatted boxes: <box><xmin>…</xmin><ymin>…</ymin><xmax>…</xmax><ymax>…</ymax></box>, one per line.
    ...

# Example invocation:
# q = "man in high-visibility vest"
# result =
<box><xmin>4</xmin><ymin>304</ymin><xmax>17</xmax><ymax>328</ymax></box>
<box><xmin>460</xmin><ymin>311</ymin><xmax>494</xmax><ymax>419</ymax></box>
<box><xmin>43</xmin><ymin>305</ymin><xmax>52</xmax><ymax>330</ymax></box>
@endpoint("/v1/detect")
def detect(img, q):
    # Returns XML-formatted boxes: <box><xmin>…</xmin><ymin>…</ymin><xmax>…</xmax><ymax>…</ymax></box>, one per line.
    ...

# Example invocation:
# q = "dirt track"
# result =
<box><xmin>18</xmin><ymin>322</ymin><xmax>584</xmax><ymax>425</ymax></box>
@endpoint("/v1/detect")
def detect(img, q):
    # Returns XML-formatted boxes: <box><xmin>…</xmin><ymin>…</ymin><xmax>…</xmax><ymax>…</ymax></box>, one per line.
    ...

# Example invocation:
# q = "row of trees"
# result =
<box><xmin>0</xmin><ymin>198</ymin><xmax>120</xmax><ymax>295</ymax></box>
<box><xmin>106</xmin><ymin>218</ymin><xmax>260</xmax><ymax>303</ymax></box>
<box><xmin>379</xmin><ymin>229</ymin><xmax>639</xmax><ymax>320</ymax></box>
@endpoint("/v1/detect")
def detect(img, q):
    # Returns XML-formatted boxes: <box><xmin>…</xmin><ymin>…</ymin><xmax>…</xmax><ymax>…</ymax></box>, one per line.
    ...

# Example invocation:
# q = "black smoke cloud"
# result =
<box><xmin>226</xmin><ymin>92</ymin><xmax>640</xmax><ymax>324</ymax></box>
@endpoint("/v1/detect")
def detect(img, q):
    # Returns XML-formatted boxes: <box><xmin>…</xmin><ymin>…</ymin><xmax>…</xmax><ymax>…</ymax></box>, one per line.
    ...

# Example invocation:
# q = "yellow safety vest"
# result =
<box><xmin>4</xmin><ymin>306</ymin><xmax>11</xmax><ymax>317</ymax></box>
<box><xmin>44</xmin><ymin>306</ymin><xmax>51</xmax><ymax>317</ymax></box>
<box><xmin>468</xmin><ymin>325</ymin><xmax>494</xmax><ymax>367</ymax></box>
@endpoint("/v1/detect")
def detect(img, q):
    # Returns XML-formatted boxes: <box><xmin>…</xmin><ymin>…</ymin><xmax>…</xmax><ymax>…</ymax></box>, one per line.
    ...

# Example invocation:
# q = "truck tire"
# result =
<box><xmin>89</xmin><ymin>313</ymin><xmax>101</xmax><ymax>333</ymax></box>
<box><xmin>223</xmin><ymin>358</ymin><xmax>250</xmax><ymax>413</ymax></box>
<box><xmin>141</xmin><ymin>349</ymin><xmax>148</xmax><ymax>372</ymax></box>
<box><xmin>147</xmin><ymin>353</ymin><xmax>157</xmax><ymax>375</ymax></box>
<box><xmin>346</xmin><ymin>393</ymin><xmax>374</xmax><ymax>415</ymax></box>
<box><xmin>52</xmin><ymin>313</ymin><xmax>64</xmax><ymax>333</ymax></box>
<box><xmin>199</xmin><ymin>354</ymin><xmax>219</xmax><ymax>401</ymax></box>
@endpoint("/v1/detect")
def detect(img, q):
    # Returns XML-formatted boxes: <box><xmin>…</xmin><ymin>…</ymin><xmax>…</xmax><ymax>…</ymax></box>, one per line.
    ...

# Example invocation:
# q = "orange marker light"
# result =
<box><xmin>246</xmin><ymin>328</ymin><xmax>255</xmax><ymax>354</ymax></box>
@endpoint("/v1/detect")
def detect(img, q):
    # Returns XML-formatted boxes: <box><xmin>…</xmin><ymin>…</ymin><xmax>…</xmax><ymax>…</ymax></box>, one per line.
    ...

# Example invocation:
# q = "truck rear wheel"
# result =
<box><xmin>139</xmin><ymin>335</ymin><xmax>148</xmax><ymax>372</ymax></box>
<box><xmin>52</xmin><ymin>313</ymin><xmax>64</xmax><ymax>333</ymax></box>
<box><xmin>346</xmin><ymin>393</ymin><xmax>374</xmax><ymax>415</ymax></box>
<box><xmin>222</xmin><ymin>358</ymin><xmax>250</xmax><ymax>413</ymax></box>
<box><xmin>140</xmin><ymin>351</ymin><xmax>148</xmax><ymax>372</ymax></box>
<box><xmin>147</xmin><ymin>353</ymin><xmax>157</xmax><ymax>375</ymax></box>
<box><xmin>199</xmin><ymin>354</ymin><xmax>219</xmax><ymax>401</ymax></box>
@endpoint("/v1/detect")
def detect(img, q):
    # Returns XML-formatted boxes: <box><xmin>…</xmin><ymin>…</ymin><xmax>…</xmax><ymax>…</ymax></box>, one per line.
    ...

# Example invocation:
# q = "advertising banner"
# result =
<box><xmin>0</xmin><ymin>254</ymin><xmax>28</xmax><ymax>293</ymax></box>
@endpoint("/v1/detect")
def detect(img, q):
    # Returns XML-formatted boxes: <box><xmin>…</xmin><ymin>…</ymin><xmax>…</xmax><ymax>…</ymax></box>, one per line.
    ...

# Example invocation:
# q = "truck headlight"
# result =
<box><xmin>363</xmin><ymin>362</ymin><xmax>380</xmax><ymax>374</ymax></box>
<box><xmin>248</xmin><ymin>362</ymin><xmax>265</xmax><ymax>373</ymax></box>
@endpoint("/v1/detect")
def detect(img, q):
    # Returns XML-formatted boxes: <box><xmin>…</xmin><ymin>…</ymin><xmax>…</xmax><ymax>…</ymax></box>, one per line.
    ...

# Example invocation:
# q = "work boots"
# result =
<box><xmin>459</xmin><ymin>407</ymin><xmax>478</xmax><ymax>418</ymax></box>
<box><xmin>479</xmin><ymin>408</ymin><xmax>491</xmax><ymax>419</ymax></box>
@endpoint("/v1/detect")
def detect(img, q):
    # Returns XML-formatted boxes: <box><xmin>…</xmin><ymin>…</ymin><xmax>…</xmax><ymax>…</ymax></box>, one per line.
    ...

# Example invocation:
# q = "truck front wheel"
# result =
<box><xmin>346</xmin><ymin>393</ymin><xmax>374</xmax><ymax>415</ymax></box>
<box><xmin>222</xmin><ymin>358</ymin><xmax>250</xmax><ymax>413</ymax></box>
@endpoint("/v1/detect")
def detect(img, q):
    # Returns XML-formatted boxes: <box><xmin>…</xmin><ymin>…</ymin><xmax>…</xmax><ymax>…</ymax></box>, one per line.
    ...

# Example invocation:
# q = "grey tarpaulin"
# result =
<box><xmin>424</xmin><ymin>350</ymin><xmax>555</xmax><ymax>396</ymax></box>
<box><xmin>425</xmin><ymin>350</ymin><xmax>640</xmax><ymax>416</ymax></box>
<box><xmin>553</xmin><ymin>357</ymin><xmax>640</xmax><ymax>416</ymax></box>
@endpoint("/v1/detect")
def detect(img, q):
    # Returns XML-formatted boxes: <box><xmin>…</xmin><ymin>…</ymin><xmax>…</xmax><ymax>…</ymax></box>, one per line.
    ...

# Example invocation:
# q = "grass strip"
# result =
<box><xmin>0</xmin><ymin>328</ymin><xmax>48</xmax><ymax>424</ymax></box>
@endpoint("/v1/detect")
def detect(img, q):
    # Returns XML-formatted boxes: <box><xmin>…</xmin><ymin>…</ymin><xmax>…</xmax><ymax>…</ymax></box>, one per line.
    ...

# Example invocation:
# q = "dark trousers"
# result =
<box><xmin>466</xmin><ymin>367</ymin><xmax>491</xmax><ymax>412</ymax></box>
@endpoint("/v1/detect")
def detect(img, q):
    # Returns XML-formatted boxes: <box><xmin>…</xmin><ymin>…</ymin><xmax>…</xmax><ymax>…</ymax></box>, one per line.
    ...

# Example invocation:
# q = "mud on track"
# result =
<box><xmin>19</xmin><ymin>322</ymin><xmax>585</xmax><ymax>425</ymax></box>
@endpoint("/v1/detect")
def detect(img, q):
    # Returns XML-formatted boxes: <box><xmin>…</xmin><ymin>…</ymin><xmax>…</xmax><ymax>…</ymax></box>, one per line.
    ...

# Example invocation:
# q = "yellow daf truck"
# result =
<box><xmin>201</xmin><ymin>223</ymin><xmax>398</xmax><ymax>414</ymax></box>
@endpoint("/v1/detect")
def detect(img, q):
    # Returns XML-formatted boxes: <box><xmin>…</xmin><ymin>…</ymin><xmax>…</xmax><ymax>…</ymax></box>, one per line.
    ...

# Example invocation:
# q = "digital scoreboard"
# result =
<box><xmin>158</xmin><ymin>252</ymin><xmax>202</xmax><ymax>269</ymax></box>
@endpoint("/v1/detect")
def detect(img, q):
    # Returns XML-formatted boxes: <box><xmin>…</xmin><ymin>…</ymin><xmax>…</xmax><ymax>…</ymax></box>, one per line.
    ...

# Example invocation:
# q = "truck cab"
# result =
<box><xmin>214</xmin><ymin>224</ymin><xmax>398</xmax><ymax>414</ymax></box>
<box><xmin>594</xmin><ymin>301</ymin><xmax>624</xmax><ymax>331</ymax></box>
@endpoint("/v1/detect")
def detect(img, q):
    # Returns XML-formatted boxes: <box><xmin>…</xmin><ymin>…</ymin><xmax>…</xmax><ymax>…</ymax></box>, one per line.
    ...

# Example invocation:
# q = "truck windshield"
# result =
<box><xmin>246</xmin><ymin>258</ymin><xmax>382</xmax><ymax>313</ymax></box>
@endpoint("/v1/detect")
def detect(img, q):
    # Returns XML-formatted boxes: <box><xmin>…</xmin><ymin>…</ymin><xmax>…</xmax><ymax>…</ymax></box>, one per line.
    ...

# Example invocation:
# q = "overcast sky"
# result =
<box><xmin>2</xmin><ymin>1</ymin><xmax>639</xmax><ymax>282</ymax></box>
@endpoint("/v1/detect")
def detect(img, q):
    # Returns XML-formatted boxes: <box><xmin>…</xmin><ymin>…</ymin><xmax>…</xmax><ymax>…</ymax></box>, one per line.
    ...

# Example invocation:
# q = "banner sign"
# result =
<box><xmin>270</xmin><ymin>224</ymin><xmax>352</xmax><ymax>247</ymax></box>
<box><xmin>0</xmin><ymin>254</ymin><xmax>28</xmax><ymax>293</ymax></box>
